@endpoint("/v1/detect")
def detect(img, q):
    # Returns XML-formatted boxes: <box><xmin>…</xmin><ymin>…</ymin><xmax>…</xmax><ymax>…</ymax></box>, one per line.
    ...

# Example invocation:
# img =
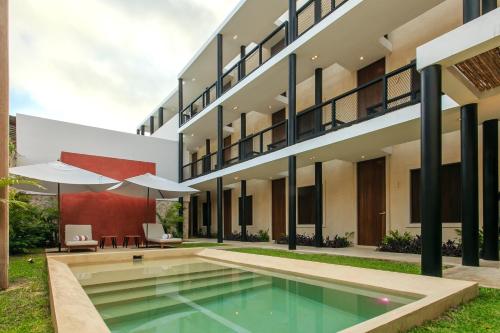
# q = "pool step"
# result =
<box><xmin>91</xmin><ymin>271</ymin><xmax>256</xmax><ymax>306</ymax></box>
<box><xmin>84</xmin><ymin>267</ymin><xmax>239</xmax><ymax>295</ymax></box>
<box><xmin>99</xmin><ymin>276</ymin><xmax>271</xmax><ymax>322</ymax></box>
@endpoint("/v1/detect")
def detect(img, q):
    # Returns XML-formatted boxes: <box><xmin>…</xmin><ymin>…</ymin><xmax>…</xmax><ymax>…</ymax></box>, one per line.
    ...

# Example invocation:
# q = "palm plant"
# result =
<box><xmin>156</xmin><ymin>202</ymin><xmax>184</xmax><ymax>236</ymax></box>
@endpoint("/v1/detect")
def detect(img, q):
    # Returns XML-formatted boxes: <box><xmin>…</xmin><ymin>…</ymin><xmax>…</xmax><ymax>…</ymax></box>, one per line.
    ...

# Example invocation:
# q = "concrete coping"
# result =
<box><xmin>47</xmin><ymin>248</ymin><xmax>478</xmax><ymax>333</ymax></box>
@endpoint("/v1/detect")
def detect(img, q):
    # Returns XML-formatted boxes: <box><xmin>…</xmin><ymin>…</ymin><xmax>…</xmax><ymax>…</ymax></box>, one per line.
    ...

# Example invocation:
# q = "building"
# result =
<box><xmin>139</xmin><ymin>0</ymin><xmax>500</xmax><ymax>276</ymax></box>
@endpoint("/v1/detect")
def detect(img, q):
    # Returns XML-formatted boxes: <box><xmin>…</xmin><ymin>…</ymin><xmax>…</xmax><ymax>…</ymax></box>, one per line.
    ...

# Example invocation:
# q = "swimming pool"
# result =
<box><xmin>71</xmin><ymin>257</ymin><xmax>419</xmax><ymax>333</ymax></box>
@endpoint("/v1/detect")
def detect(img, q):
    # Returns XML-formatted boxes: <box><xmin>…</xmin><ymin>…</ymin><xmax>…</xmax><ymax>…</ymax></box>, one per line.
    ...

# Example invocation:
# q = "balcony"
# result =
<box><xmin>179</xmin><ymin>0</ymin><xmax>351</xmax><ymax>127</ymax></box>
<box><xmin>181</xmin><ymin>62</ymin><xmax>421</xmax><ymax>182</ymax></box>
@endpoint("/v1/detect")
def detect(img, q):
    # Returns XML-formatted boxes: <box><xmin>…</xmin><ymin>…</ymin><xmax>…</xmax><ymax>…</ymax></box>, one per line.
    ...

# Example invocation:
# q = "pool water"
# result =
<box><xmin>71</xmin><ymin>257</ymin><xmax>418</xmax><ymax>333</ymax></box>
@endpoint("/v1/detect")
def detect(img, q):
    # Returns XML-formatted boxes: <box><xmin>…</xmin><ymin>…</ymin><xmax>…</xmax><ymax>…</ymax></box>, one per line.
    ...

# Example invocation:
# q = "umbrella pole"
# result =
<box><xmin>146</xmin><ymin>188</ymin><xmax>149</xmax><ymax>248</ymax></box>
<box><xmin>58</xmin><ymin>183</ymin><xmax>61</xmax><ymax>252</ymax></box>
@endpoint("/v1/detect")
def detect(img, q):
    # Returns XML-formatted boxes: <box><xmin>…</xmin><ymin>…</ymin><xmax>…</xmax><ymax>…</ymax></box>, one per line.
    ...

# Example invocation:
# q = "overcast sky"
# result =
<box><xmin>9</xmin><ymin>0</ymin><xmax>239</xmax><ymax>133</ymax></box>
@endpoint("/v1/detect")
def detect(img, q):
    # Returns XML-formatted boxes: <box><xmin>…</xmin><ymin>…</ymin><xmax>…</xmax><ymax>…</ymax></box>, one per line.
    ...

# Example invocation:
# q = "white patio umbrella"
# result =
<box><xmin>107</xmin><ymin>173</ymin><xmax>199</xmax><ymax>246</ymax></box>
<box><xmin>9</xmin><ymin>161</ymin><xmax>120</xmax><ymax>251</ymax></box>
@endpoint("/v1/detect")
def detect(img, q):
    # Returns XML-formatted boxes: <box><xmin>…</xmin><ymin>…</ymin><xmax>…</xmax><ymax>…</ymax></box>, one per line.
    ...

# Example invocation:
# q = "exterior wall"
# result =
<box><xmin>16</xmin><ymin>113</ymin><xmax>178</xmax><ymax>181</ymax></box>
<box><xmin>60</xmin><ymin>152</ymin><xmax>156</xmax><ymax>246</ymax></box>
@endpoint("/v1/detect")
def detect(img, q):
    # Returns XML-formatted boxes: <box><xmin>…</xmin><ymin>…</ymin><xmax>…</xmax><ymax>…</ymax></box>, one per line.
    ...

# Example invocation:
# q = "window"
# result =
<box><xmin>238</xmin><ymin>196</ymin><xmax>253</xmax><ymax>226</ymax></box>
<box><xmin>298</xmin><ymin>186</ymin><xmax>316</xmax><ymax>225</ymax></box>
<box><xmin>410</xmin><ymin>163</ymin><xmax>461</xmax><ymax>223</ymax></box>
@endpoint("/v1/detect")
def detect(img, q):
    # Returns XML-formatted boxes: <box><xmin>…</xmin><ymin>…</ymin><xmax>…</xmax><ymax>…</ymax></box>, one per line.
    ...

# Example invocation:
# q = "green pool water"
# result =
<box><xmin>70</xmin><ymin>257</ymin><xmax>419</xmax><ymax>333</ymax></box>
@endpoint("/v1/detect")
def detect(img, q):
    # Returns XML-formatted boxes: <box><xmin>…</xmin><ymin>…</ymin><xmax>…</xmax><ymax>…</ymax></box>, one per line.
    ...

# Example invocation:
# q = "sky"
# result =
<box><xmin>9</xmin><ymin>0</ymin><xmax>239</xmax><ymax>133</ymax></box>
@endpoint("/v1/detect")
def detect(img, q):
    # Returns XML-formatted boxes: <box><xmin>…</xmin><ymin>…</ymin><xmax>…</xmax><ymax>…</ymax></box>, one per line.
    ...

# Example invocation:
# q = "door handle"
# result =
<box><xmin>379</xmin><ymin>211</ymin><xmax>386</xmax><ymax>215</ymax></box>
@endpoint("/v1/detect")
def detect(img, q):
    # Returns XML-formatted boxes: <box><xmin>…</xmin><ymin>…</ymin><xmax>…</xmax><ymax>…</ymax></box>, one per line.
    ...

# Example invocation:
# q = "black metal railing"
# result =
<box><xmin>182</xmin><ymin>151</ymin><xmax>217</xmax><ymax>181</ymax></box>
<box><xmin>297</xmin><ymin>62</ymin><xmax>421</xmax><ymax>141</ymax></box>
<box><xmin>297</xmin><ymin>0</ymin><xmax>349</xmax><ymax>37</ymax></box>
<box><xmin>179</xmin><ymin>82</ymin><xmax>217</xmax><ymax>125</ymax></box>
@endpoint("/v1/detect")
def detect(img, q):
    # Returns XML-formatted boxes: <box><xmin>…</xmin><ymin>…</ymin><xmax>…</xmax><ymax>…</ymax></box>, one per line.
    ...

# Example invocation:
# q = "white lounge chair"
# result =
<box><xmin>65</xmin><ymin>224</ymin><xmax>98</xmax><ymax>252</ymax></box>
<box><xmin>142</xmin><ymin>223</ymin><xmax>182</xmax><ymax>248</ymax></box>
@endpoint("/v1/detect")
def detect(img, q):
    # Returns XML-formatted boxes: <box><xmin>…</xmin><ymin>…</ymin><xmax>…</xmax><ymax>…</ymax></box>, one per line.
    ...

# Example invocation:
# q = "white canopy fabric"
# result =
<box><xmin>9</xmin><ymin>161</ymin><xmax>119</xmax><ymax>194</ymax></box>
<box><xmin>108</xmin><ymin>173</ymin><xmax>199</xmax><ymax>199</ymax></box>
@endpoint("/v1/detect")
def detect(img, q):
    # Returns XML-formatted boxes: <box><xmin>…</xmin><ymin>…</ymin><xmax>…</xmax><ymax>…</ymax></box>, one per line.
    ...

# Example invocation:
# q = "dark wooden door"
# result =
<box><xmin>271</xmin><ymin>109</ymin><xmax>286</xmax><ymax>150</ymax></box>
<box><xmin>357</xmin><ymin>58</ymin><xmax>385</xmax><ymax>118</ymax></box>
<box><xmin>190</xmin><ymin>196</ymin><xmax>199</xmax><ymax>237</ymax></box>
<box><xmin>223</xmin><ymin>189</ymin><xmax>232</xmax><ymax>238</ymax></box>
<box><xmin>272</xmin><ymin>178</ymin><xmax>286</xmax><ymax>240</ymax></box>
<box><xmin>357</xmin><ymin>157</ymin><xmax>386</xmax><ymax>246</ymax></box>
<box><xmin>223</xmin><ymin>136</ymin><xmax>231</xmax><ymax>165</ymax></box>
<box><xmin>191</xmin><ymin>152</ymin><xmax>198</xmax><ymax>178</ymax></box>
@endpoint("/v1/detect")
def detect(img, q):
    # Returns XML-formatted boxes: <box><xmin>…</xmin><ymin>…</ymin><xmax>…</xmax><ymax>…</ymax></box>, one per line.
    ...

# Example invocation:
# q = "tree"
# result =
<box><xmin>156</xmin><ymin>202</ymin><xmax>184</xmax><ymax>237</ymax></box>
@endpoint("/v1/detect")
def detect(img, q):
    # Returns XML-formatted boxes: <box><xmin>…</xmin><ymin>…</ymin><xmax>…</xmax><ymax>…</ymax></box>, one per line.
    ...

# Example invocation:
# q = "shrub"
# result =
<box><xmin>156</xmin><ymin>202</ymin><xmax>183</xmax><ymax>238</ymax></box>
<box><xmin>226</xmin><ymin>230</ymin><xmax>269</xmax><ymax>242</ymax></box>
<box><xmin>9</xmin><ymin>191</ymin><xmax>58</xmax><ymax>254</ymax></box>
<box><xmin>378</xmin><ymin>230</ymin><xmax>422</xmax><ymax>254</ymax></box>
<box><xmin>277</xmin><ymin>232</ymin><xmax>353</xmax><ymax>248</ymax></box>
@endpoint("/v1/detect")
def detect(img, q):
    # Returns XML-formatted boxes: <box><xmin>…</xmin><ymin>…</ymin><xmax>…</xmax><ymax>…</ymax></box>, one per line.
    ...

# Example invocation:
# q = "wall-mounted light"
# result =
<box><xmin>233</xmin><ymin>106</ymin><xmax>238</xmax><ymax>110</ymax></box>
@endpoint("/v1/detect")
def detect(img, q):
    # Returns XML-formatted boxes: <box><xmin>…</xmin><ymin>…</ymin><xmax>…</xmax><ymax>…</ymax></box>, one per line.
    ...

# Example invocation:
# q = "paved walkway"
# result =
<box><xmin>190</xmin><ymin>238</ymin><xmax>500</xmax><ymax>288</ymax></box>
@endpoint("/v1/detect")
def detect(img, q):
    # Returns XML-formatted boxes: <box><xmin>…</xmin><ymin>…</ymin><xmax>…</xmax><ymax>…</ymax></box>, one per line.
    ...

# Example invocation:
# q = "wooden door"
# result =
<box><xmin>357</xmin><ymin>157</ymin><xmax>386</xmax><ymax>246</ymax></box>
<box><xmin>190</xmin><ymin>196</ymin><xmax>199</xmax><ymax>237</ymax></box>
<box><xmin>357</xmin><ymin>58</ymin><xmax>385</xmax><ymax>118</ymax></box>
<box><xmin>223</xmin><ymin>136</ymin><xmax>231</xmax><ymax>165</ymax></box>
<box><xmin>223</xmin><ymin>189</ymin><xmax>232</xmax><ymax>238</ymax></box>
<box><xmin>272</xmin><ymin>178</ymin><xmax>286</xmax><ymax>240</ymax></box>
<box><xmin>271</xmin><ymin>109</ymin><xmax>286</xmax><ymax>149</ymax></box>
<box><xmin>191</xmin><ymin>152</ymin><xmax>198</xmax><ymax>178</ymax></box>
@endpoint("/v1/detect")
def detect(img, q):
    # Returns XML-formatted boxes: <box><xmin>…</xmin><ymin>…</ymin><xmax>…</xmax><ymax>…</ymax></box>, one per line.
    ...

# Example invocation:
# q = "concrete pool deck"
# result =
<box><xmin>47</xmin><ymin>247</ymin><xmax>478</xmax><ymax>333</ymax></box>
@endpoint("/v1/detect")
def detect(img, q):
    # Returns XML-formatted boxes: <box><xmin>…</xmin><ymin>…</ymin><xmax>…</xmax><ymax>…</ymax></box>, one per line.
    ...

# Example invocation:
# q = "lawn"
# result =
<box><xmin>0</xmin><ymin>251</ymin><xmax>53</xmax><ymax>333</ymax></box>
<box><xmin>228</xmin><ymin>247</ymin><xmax>500</xmax><ymax>333</ymax></box>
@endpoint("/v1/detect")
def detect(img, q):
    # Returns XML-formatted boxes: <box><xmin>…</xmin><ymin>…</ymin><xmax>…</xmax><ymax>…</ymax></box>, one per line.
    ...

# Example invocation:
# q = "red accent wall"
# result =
<box><xmin>60</xmin><ymin>152</ymin><xmax>156</xmax><ymax>246</ymax></box>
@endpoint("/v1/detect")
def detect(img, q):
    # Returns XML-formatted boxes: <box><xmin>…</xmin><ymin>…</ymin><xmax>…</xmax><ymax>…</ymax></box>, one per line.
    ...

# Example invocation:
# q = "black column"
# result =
<box><xmin>240</xmin><ymin>113</ymin><xmax>246</xmax><ymax>161</ymax></box>
<box><xmin>217</xmin><ymin>177</ymin><xmax>223</xmax><ymax>243</ymax></box>
<box><xmin>239</xmin><ymin>45</ymin><xmax>246</xmax><ymax>80</ymax></box>
<box><xmin>206</xmin><ymin>191</ymin><xmax>212</xmax><ymax>238</ymax></box>
<box><xmin>461</xmin><ymin>104</ymin><xmax>479</xmax><ymax>266</ymax></box>
<box><xmin>158</xmin><ymin>107</ymin><xmax>164</xmax><ymax>127</ymax></box>
<box><xmin>178</xmin><ymin>197</ymin><xmax>184</xmax><ymax>236</ymax></box>
<box><xmin>288</xmin><ymin>155</ymin><xmax>297</xmax><ymax>250</ymax></box>
<box><xmin>288</xmin><ymin>0</ymin><xmax>297</xmax><ymax>43</ymax></box>
<box><xmin>314</xmin><ymin>68</ymin><xmax>323</xmax><ymax>134</ymax></box>
<box><xmin>149</xmin><ymin>116</ymin><xmax>154</xmax><ymax>134</ymax></box>
<box><xmin>136</xmin><ymin>129</ymin><xmax>140</xmax><ymax>135</ymax></box>
<box><xmin>241</xmin><ymin>180</ymin><xmax>247</xmax><ymax>241</ymax></box>
<box><xmin>140</xmin><ymin>125</ymin><xmax>145</xmax><ymax>136</ymax></box>
<box><xmin>217</xmin><ymin>106</ymin><xmax>224</xmax><ymax>169</ymax></box>
<box><xmin>178</xmin><ymin>133</ymin><xmax>184</xmax><ymax>182</ymax></box>
<box><xmin>178</xmin><ymin>78</ymin><xmax>183</xmax><ymax>125</ymax></box>
<box><xmin>315</xmin><ymin>162</ymin><xmax>323</xmax><ymax>247</ymax></box>
<box><xmin>314</xmin><ymin>0</ymin><xmax>322</xmax><ymax>23</ymax></box>
<box><xmin>463</xmin><ymin>0</ymin><xmax>480</xmax><ymax>23</ymax></box>
<box><xmin>482</xmin><ymin>119</ymin><xmax>499</xmax><ymax>261</ymax></box>
<box><xmin>217</xmin><ymin>34</ymin><xmax>223</xmax><ymax>98</ymax></box>
<box><xmin>288</xmin><ymin>54</ymin><xmax>297</xmax><ymax>145</ymax></box>
<box><xmin>420</xmin><ymin>64</ymin><xmax>442</xmax><ymax>277</ymax></box>
<box><xmin>482</xmin><ymin>0</ymin><xmax>497</xmax><ymax>14</ymax></box>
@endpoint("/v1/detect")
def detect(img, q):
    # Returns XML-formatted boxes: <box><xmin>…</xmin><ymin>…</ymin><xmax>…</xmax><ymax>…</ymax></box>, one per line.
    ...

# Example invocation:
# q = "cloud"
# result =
<box><xmin>9</xmin><ymin>0</ymin><xmax>239</xmax><ymax>132</ymax></box>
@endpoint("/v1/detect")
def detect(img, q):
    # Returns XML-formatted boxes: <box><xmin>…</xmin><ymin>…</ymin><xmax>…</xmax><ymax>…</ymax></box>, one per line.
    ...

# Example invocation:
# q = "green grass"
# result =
<box><xmin>227</xmin><ymin>247</ymin><xmax>421</xmax><ymax>274</ymax></box>
<box><xmin>0</xmin><ymin>251</ymin><xmax>53</xmax><ymax>333</ymax></box>
<box><xmin>174</xmin><ymin>242</ymin><xmax>228</xmax><ymax>248</ymax></box>
<box><xmin>227</xmin><ymin>247</ymin><xmax>500</xmax><ymax>333</ymax></box>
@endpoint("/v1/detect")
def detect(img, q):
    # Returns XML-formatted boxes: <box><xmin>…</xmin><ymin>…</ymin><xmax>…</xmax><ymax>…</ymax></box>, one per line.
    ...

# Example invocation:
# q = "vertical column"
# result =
<box><xmin>178</xmin><ymin>197</ymin><xmax>184</xmax><ymax>237</ymax></box>
<box><xmin>241</xmin><ymin>180</ymin><xmax>247</xmax><ymax>241</ymax></box>
<box><xmin>140</xmin><ymin>125</ymin><xmax>145</xmax><ymax>136</ymax></box>
<box><xmin>314</xmin><ymin>0</ymin><xmax>322</xmax><ymax>23</ymax></box>
<box><xmin>288</xmin><ymin>155</ymin><xmax>297</xmax><ymax>250</ymax></box>
<box><xmin>216</xmin><ymin>34</ymin><xmax>223</xmax><ymax>98</ymax></box>
<box><xmin>136</xmin><ymin>129</ymin><xmax>140</xmax><ymax>135</ymax></box>
<box><xmin>158</xmin><ymin>107</ymin><xmax>164</xmax><ymax>128</ymax></box>
<box><xmin>240</xmin><ymin>113</ymin><xmax>246</xmax><ymax>161</ymax></box>
<box><xmin>482</xmin><ymin>0</ymin><xmax>497</xmax><ymax>14</ymax></box>
<box><xmin>239</xmin><ymin>46</ymin><xmax>246</xmax><ymax>80</ymax></box>
<box><xmin>463</xmin><ymin>0</ymin><xmax>480</xmax><ymax>23</ymax></box>
<box><xmin>288</xmin><ymin>53</ymin><xmax>297</xmax><ymax>145</ymax></box>
<box><xmin>204</xmin><ymin>139</ymin><xmax>211</xmax><ymax>174</ymax></box>
<box><xmin>178</xmin><ymin>133</ymin><xmax>184</xmax><ymax>182</ymax></box>
<box><xmin>149</xmin><ymin>116</ymin><xmax>154</xmax><ymax>135</ymax></box>
<box><xmin>288</xmin><ymin>0</ymin><xmax>297</xmax><ymax>43</ymax></box>
<box><xmin>217</xmin><ymin>177</ymin><xmax>223</xmax><ymax>243</ymax></box>
<box><xmin>0</xmin><ymin>0</ymin><xmax>9</xmax><ymax>291</ymax></box>
<box><xmin>315</xmin><ymin>162</ymin><xmax>323</xmax><ymax>247</ymax></box>
<box><xmin>420</xmin><ymin>64</ymin><xmax>442</xmax><ymax>277</ymax></box>
<box><xmin>314</xmin><ymin>68</ymin><xmax>323</xmax><ymax>134</ymax></box>
<box><xmin>206</xmin><ymin>191</ymin><xmax>212</xmax><ymax>238</ymax></box>
<box><xmin>178</xmin><ymin>78</ymin><xmax>183</xmax><ymax>124</ymax></box>
<box><xmin>461</xmin><ymin>104</ymin><xmax>479</xmax><ymax>266</ymax></box>
<box><xmin>482</xmin><ymin>119</ymin><xmax>499</xmax><ymax>261</ymax></box>
<box><xmin>217</xmin><ymin>106</ymin><xmax>224</xmax><ymax>169</ymax></box>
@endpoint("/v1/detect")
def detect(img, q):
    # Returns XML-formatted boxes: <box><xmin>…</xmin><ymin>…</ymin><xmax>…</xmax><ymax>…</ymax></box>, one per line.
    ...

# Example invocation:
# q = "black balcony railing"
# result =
<box><xmin>182</xmin><ymin>151</ymin><xmax>217</xmax><ymax>181</ymax></box>
<box><xmin>180</xmin><ymin>82</ymin><xmax>217</xmax><ymax>125</ymax></box>
<box><xmin>297</xmin><ymin>0</ymin><xmax>349</xmax><ymax>37</ymax></box>
<box><xmin>297</xmin><ymin>63</ymin><xmax>421</xmax><ymax>141</ymax></box>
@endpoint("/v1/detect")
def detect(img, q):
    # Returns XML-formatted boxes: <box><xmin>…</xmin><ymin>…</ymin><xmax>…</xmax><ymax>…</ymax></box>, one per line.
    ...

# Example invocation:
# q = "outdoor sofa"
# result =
<box><xmin>142</xmin><ymin>223</ymin><xmax>182</xmax><ymax>248</ymax></box>
<box><xmin>65</xmin><ymin>224</ymin><xmax>99</xmax><ymax>252</ymax></box>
